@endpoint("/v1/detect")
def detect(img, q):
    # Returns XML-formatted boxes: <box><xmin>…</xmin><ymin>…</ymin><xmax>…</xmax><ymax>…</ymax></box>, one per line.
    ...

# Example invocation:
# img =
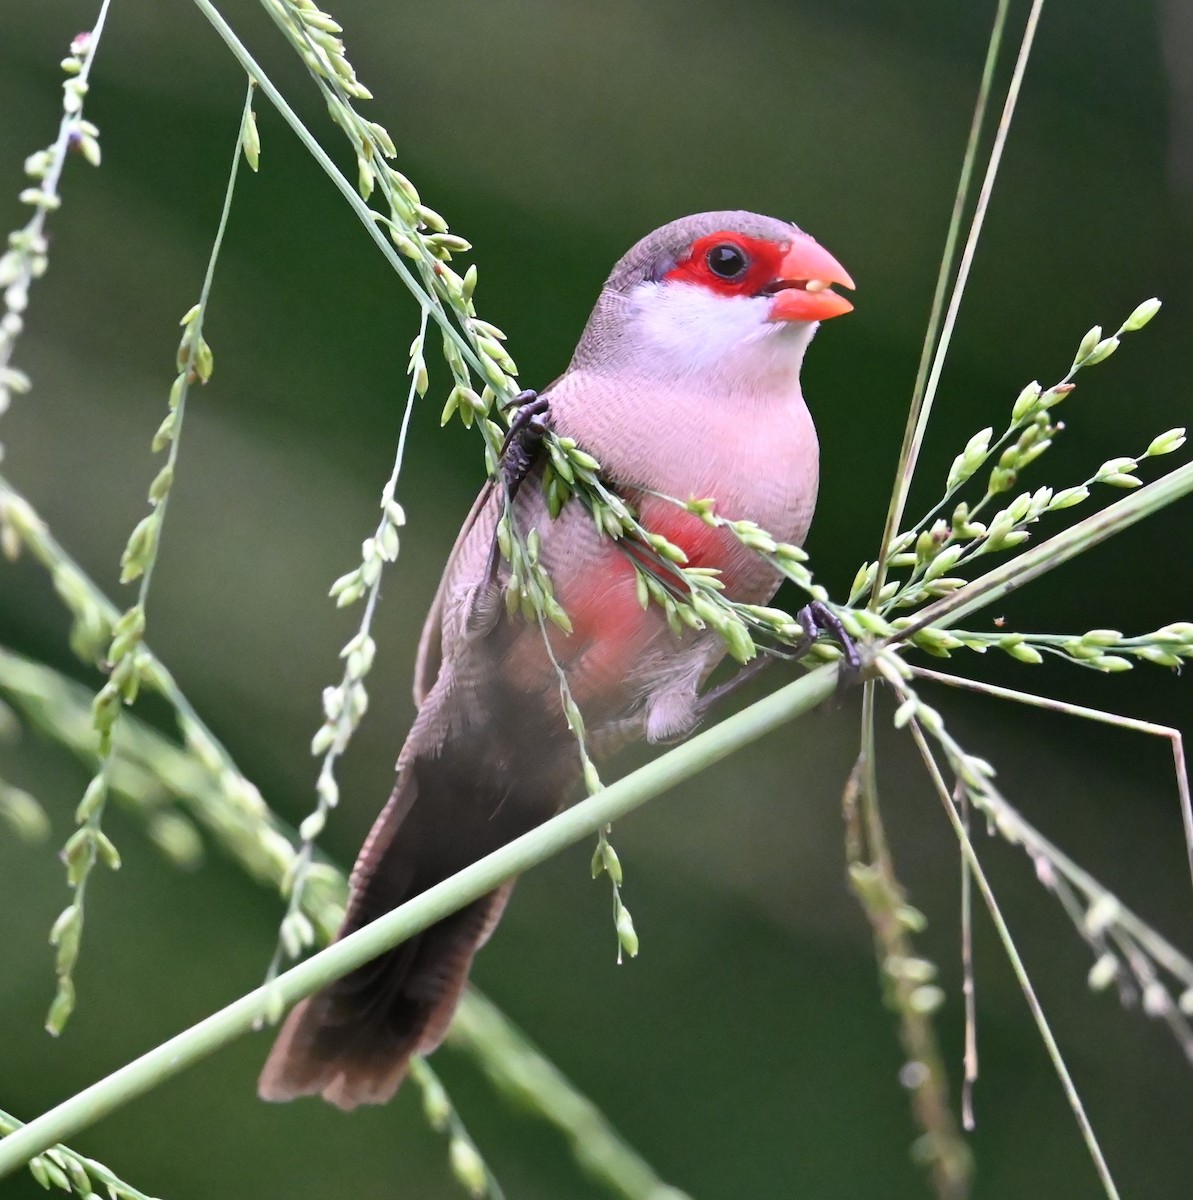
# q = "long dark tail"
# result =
<box><xmin>258</xmin><ymin>748</ymin><xmax>557</xmax><ymax>1109</ymax></box>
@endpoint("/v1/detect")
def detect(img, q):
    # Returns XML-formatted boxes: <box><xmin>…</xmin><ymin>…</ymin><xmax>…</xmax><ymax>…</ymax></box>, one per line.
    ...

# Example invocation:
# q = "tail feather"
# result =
<box><xmin>257</xmin><ymin>884</ymin><xmax>512</xmax><ymax>1109</ymax></box>
<box><xmin>258</xmin><ymin>743</ymin><xmax>558</xmax><ymax>1109</ymax></box>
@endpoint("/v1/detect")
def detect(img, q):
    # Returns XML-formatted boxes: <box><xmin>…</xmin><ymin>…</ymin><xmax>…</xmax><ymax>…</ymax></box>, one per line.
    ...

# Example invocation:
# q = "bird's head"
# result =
<box><xmin>575</xmin><ymin>210</ymin><xmax>854</xmax><ymax>391</ymax></box>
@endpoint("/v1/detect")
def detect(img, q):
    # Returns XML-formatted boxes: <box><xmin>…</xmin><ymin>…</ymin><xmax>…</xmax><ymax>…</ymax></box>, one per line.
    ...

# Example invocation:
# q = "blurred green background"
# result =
<box><xmin>2</xmin><ymin>1</ymin><xmax>1192</xmax><ymax>1196</ymax></box>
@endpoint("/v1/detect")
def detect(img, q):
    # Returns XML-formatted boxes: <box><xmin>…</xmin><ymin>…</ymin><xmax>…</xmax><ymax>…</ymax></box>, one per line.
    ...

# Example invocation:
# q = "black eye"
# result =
<box><xmin>706</xmin><ymin>243</ymin><xmax>748</xmax><ymax>279</ymax></box>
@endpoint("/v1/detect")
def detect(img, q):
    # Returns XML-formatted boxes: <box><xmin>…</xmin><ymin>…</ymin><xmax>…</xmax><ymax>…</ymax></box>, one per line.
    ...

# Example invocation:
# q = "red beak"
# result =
<box><xmin>764</xmin><ymin>232</ymin><xmax>855</xmax><ymax>323</ymax></box>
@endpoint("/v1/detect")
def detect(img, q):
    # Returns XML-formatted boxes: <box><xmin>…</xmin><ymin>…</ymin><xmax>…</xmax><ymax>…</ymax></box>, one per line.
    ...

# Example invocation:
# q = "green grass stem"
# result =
<box><xmin>0</xmin><ymin>665</ymin><xmax>838</xmax><ymax>1176</ymax></box>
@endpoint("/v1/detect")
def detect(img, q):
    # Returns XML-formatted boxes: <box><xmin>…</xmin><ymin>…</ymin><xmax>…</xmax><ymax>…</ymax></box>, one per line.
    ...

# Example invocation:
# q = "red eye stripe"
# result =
<box><xmin>662</xmin><ymin>231</ymin><xmax>788</xmax><ymax>297</ymax></box>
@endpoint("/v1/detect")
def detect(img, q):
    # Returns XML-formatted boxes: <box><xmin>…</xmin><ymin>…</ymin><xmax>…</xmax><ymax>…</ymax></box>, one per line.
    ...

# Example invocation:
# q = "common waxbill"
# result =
<box><xmin>258</xmin><ymin>210</ymin><xmax>854</xmax><ymax>1108</ymax></box>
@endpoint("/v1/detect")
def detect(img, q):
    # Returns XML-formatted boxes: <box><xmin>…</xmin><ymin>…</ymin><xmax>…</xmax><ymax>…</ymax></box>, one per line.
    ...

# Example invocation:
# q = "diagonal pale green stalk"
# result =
<box><xmin>880</xmin><ymin>657</ymin><xmax>1193</xmax><ymax>989</ymax></box>
<box><xmin>408</xmin><ymin>1058</ymin><xmax>507</xmax><ymax>1200</ymax></box>
<box><xmin>0</xmin><ymin>665</ymin><xmax>839</xmax><ymax>1176</ymax></box>
<box><xmin>25</xmin><ymin>3</ymin><xmax>112</xmax><ymax>208</ymax></box>
<box><xmin>6</xmin><ymin>384</ymin><xmax>1191</xmax><ymax>1175</ymax></box>
<box><xmin>872</xmin><ymin>0</ymin><xmax>1044</xmax><ymax>603</ymax></box>
<box><xmin>0</xmin><ymin>476</ymin><xmax>276</xmax><ymax>833</ymax></box>
<box><xmin>266</xmin><ymin>304</ymin><xmax>430</xmax><ymax>979</ymax></box>
<box><xmin>190</xmin><ymin>0</ymin><xmax>495</xmax><ymax>395</ymax></box>
<box><xmin>0</xmin><ymin>640</ymin><xmax>343</xmax><ymax>924</ymax></box>
<box><xmin>206</xmin><ymin>0</ymin><xmax>781</xmax><ymax>869</ymax></box>
<box><xmin>250</xmin><ymin>0</ymin><xmax>654</xmax><ymax>962</ymax></box>
<box><xmin>4</xmin><ymin>467</ymin><xmax>691</xmax><ymax>1194</ymax></box>
<box><xmin>4</xmin><ymin>0</ymin><xmax>1180</xmax><ymax>1190</ymax></box>
<box><xmin>449</xmin><ymin>990</ymin><xmax>691</xmax><ymax>1200</ymax></box>
<box><xmin>869</xmin><ymin>0</ymin><xmax>1010</xmax><ymax>605</ymax></box>
<box><xmin>194</xmin><ymin>0</ymin><xmax>640</xmax><ymax>643</ymax></box>
<box><xmin>889</xmin><ymin>459</ymin><xmax>1193</xmax><ymax>642</ymax></box>
<box><xmin>0</xmin><ymin>646</ymin><xmax>686</xmax><ymax>1200</ymax></box>
<box><xmin>0</xmin><ymin>0</ymin><xmax>113</xmax><ymax>446</ymax></box>
<box><xmin>0</xmin><ymin>1106</ymin><xmax>157</xmax><ymax>1200</ymax></box>
<box><xmin>910</xmin><ymin>665</ymin><xmax>1193</xmax><ymax>903</ymax></box>
<box><xmin>41</xmin><ymin>68</ymin><xmax>254</xmax><ymax>1039</ymax></box>
<box><xmin>902</xmin><ymin>713</ymin><xmax>1121</xmax><ymax>1200</ymax></box>
<box><xmin>131</xmin><ymin>81</ymin><xmax>250</xmax><ymax>610</ymax></box>
<box><xmin>1</xmin><ymin>467</ymin><xmax>694</xmax><ymax>1199</ymax></box>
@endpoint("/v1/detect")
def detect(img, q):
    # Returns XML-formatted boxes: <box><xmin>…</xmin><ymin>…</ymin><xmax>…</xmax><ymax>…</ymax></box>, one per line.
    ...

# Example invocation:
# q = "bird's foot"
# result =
<box><xmin>686</xmin><ymin>603</ymin><xmax>863</xmax><ymax>731</ymax></box>
<box><xmin>498</xmin><ymin>389</ymin><xmax>551</xmax><ymax>500</ymax></box>
<box><xmin>483</xmin><ymin>391</ymin><xmax>552</xmax><ymax>590</ymax></box>
<box><xmin>791</xmin><ymin>600</ymin><xmax>863</xmax><ymax>692</ymax></box>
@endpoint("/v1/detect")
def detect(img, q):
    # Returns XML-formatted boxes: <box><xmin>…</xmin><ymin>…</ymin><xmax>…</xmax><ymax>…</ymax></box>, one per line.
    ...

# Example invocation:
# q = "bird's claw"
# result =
<box><xmin>484</xmin><ymin>391</ymin><xmax>552</xmax><ymax>590</ymax></box>
<box><xmin>498</xmin><ymin>389</ymin><xmax>551</xmax><ymax>499</ymax></box>
<box><xmin>791</xmin><ymin>600</ymin><xmax>863</xmax><ymax>692</ymax></box>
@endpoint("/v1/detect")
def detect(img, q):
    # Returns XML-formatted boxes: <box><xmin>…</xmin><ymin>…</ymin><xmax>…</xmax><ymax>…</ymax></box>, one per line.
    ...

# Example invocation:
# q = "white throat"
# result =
<box><xmin>628</xmin><ymin>280</ymin><xmax>817</xmax><ymax>395</ymax></box>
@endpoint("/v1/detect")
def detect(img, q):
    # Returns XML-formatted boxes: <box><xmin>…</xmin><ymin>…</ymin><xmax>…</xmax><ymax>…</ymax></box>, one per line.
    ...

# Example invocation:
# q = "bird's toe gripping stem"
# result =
<box><xmin>690</xmin><ymin>601</ymin><xmax>863</xmax><ymax>730</ymax></box>
<box><xmin>498</xmin><ymin>389</ymin><xmax>552</xmax><ymax>500</ymax></box>
<box><xmin>791</xmin><ymin>600</ymin><xmax>864</xmax><ymax>690</ymax></box>
<box><xmin>484</xmin><ymin>391</ymin><xmax>552</xmax><ymax>591</ymax></box>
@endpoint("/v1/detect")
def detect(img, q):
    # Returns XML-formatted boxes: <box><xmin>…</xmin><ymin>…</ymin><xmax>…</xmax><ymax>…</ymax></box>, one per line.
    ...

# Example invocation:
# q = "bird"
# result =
<box><xmin>258</xmin><ymin>210</ymin><xmax>854</xmax><ymax>1109</ymax></box>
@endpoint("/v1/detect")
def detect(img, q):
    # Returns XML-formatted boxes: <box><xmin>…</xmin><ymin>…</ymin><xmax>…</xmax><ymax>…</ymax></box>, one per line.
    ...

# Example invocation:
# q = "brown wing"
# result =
<box><xmin>415</xmin><ymin>371</ymin><xmax>578</xmax><ymax>707</ymax></box>
<box><xmin>411</xmin><ymin>480</ymin><xmax>496</xmax><ymax>707</ymax></box>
